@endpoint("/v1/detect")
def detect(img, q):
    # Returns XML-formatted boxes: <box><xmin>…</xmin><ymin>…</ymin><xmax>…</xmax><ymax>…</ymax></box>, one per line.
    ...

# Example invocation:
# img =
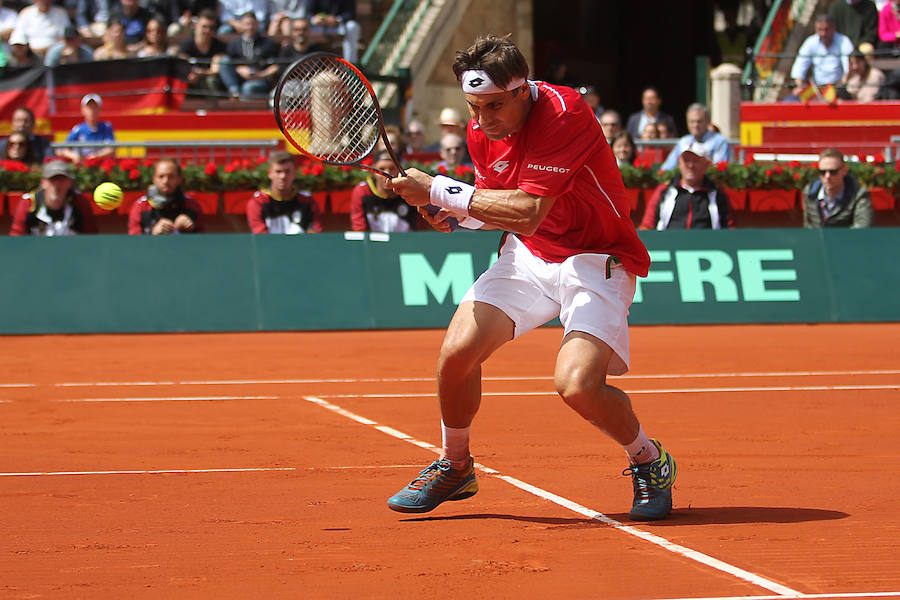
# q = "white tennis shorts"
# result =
<box><xmin>460</xmin><ymin>234</ymin><xmax>636</xmax><ymax>375</ymax></box>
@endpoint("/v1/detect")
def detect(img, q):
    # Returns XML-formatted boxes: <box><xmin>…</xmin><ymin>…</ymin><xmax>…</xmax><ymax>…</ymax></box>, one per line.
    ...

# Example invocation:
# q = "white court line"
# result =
<box><xmin>46</xmin><ymin>369</ymin><xmax>900</xmax><ymax>387</ymax></box>
<box><xmin>0</xmin><ymin>383</ymin><xmax>36</xmax><ymax>388</ymax></box>
<box><xmin>0</xmin><ymin>468</ymin><xmax>296</xmax><ymax>477</ymax></box>
<box><xmin>55</xmin><ymin>396</ymin><xmax>282</xmax><ymax>403</ymax></box>
<box><xmin>660</xmin><ymin>593</ymin><xmax>900</xmax><ymax>600</ymax></box>
<box><xmin>302</xmin><ymin>395</ymin><xmax>799</xmax><ymax>596</ymax></box>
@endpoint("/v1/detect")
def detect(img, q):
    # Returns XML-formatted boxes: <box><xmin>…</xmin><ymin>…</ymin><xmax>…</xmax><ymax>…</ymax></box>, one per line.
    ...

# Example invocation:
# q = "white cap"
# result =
<box><xmin>681</xmin><ymin>140</ymin><xmax>710</xmax><ymax>160</ymax></box>
<box><xmin>81</xmin><ymin>93</ymin><xmax>102</xmax><ymax>107</ymax></box>
<box><xmin>438</xmin><ymin>107</ymin><xmax>463</xmax><ymax>127</ymax></box>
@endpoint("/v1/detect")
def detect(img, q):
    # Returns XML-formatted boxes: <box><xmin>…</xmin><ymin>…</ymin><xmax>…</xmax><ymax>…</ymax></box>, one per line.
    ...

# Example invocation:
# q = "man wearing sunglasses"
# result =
<box><xmin>801</xmin><ymin>148</ymin><xmax>873</xmax><ymax>228</ymax></box>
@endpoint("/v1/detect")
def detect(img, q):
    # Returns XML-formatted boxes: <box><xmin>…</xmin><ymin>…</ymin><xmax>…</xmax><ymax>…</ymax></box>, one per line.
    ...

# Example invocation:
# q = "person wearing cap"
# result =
<box><xmin>44</xmin><ymin>24</ymin><xmax>95</xmax><ymax>66</ymax></box>
<box><xmin>801</xmin><ymin>148</ymin><xmax>873</xmax><ymax>228</ymax></box>
<box><xmin>386</xmin><ymin>35</ymin><xmax>677</xmax><ymax>522</ymax></box>
<box><xmin>424</xmin><ymin>107</ymin><xmax>471</xmax><ymax>163</ymax></box>
<box><xmin>0</xmin><ymin>107</ymin><xmax>52</xmax><ymax>163</ymax></box>
<box><xmin>58</xmin><ymin>94</ymin><xmax>115</xmax><ymax>164</ymax></box>
<box><xmin>660</xmin><ymin>102</ymin><xmax>732</xmax><ymax>171</ymax></box>
<box><xmin>8</xmin><ymin>0</ymin><xmax>71</xmax><ymax>55</ymax></box>
<box><xmin>10</xmin><ymin>159</ymin><xmax>98</xmax><ymax>236</ymax></box>
<box><xmin>128</xmin><ymin>158</ymin><xmax>204</xmax><ymax>235</ymax></box>
<box><xmin>640</xmin><ymin>141</ymin><xmax>735</xmax><ymax>230</ymax></box>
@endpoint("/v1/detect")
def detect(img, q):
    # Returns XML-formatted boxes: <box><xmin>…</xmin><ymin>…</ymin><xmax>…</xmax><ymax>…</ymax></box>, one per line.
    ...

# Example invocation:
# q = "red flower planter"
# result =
<box><xmin>748</xmin><ymin>189</ymin><xmax>797</xmax><ymax>212</ymax></box>
<box><xmin>329</xmin><ymin>188</ymin><xmax>354</xmax><ymax>213</ymax></box>
<box><xmin>723</xmin><ymin>187</ymin><xmax>747</xmax><ymax>211</ymax></box>
<box><xmin>116</xmin><ymin>191</ymin><xmax>145</xmax><ymax>215</ymax></box>
<box><xmin>223</xmin><ymin>190</ymin><xmax>256</xmax><ymax>215</ymax></box>
<box><xmin>186</xmin><ymin>191</ymin><xmax>220</xmax><ymax>215</ymax></box>
<box><xmin>869</xmin><ymin>187</ymin><xmax>895</xmax><ymax>210</ymax></box>
<box><xmin>6</xmin><ymin>191</ymin><xmax>26</xmax><ymax>216</ymax></box>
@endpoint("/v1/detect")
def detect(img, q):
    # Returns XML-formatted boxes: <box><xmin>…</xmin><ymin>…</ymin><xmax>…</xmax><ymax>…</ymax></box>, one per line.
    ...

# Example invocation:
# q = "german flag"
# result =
<box><xmin>1</xmin><ymin>57</ymin><xmax>191</xmax><ymax>121</ymax></box>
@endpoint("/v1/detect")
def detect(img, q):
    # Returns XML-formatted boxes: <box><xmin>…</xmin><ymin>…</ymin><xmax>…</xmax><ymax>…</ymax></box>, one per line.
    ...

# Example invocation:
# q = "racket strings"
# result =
<box><xmin>278</xmin><ymin>56</ymin><xmax>381</xmax><ymax>163</ymax></box>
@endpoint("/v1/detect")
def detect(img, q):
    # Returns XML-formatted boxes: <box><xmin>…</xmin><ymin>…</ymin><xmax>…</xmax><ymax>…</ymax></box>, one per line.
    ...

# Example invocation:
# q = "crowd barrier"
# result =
<box><xmin>0</xmin><ymin>228</ymin><xmax>896</xmax><ymax>335</ymax></box>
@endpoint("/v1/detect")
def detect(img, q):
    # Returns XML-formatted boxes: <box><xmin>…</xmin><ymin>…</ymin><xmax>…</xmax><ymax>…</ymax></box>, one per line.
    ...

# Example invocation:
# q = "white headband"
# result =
<box><xmin>461</xmin><ymin>69</ymin><xmax>526</xmax><ymax>94</ymax></box>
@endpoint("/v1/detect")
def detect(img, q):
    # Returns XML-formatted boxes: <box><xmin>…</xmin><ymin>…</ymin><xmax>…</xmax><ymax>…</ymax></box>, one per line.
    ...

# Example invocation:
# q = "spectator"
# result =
<box><xmin>640</xmin><ymin>142</ymin><xmax>734</xmax><ymax>230</ymax></box>
<box><xmin>788</xmin><ymin>15</ymin><xmax>855</xmax><ymax>97</ymax></box>
<box><xmin>75</xmin><ymin>0</ymin><xmax>110</xmax><ymax>38</ymax></box>
<box><xmin>1</xmin><ymin>0</ymin><xmax>17</xmax><ymax>44</ymax></box>
<box><xmin>0</xmin><ymin>107</ymin><xmax>52</xmax><ymax>163</ymax></box>
<box><xmin>58</xmin><ymin>94</ymin><xmax>115</xmax><ymax>164</ymax></box>
<box><xmin>9</xmin><ymin>0</ymin><xmax>71</xmax><ymax>55</ymax></box>
<box><xmin>610</xmin><ymin>132</ymin><xmax>636</xmax><ymax>168</ymax></box>
<box><xmin>802</xmin><ymin>148</ymin><xmax>873</xmax><ymax>228</ymax></box>
<box><xmin>660</xmin><ymin>103</ymin><xmax>732</xmax><ymax>170</ymax></box>
<box><xmin>350</xmin><ymin>150</ymin><xmax>419</xmax><ymax>232</ymax></box>
<box><xmin>135</xmin><ymin>17</ymin><xmax>171</xmax><ymax>56</ymax></box>
<box><xmin>578</xmin><ymin>85</ymin><xmax>604</xmax><ymax>121</ymax></box>
<box><xmin>10</xmin><ymin>159</ymin><xmax>98</xmax><ymax>236</ymax></box>
<box><xmin>93</xmin><ymin>20</ymin><xmax>132</xmax><ymax>59</ymax></box>
<box><xmin>716</xmin><ymin>0</ymin><xmax>753</xmax><ymax>67</ymax></box>
<box><xmin>626</xmin><ymin>87</ymin><xmax>678</xmax><ymax>140</ymax></box>
<box><xmin>246</xmin><ymin>150</ymin><xmax>322</xmax><ymax>234</ymax></box>
<box><xmin>268</xmin><ymin>0</ymin><xmax>306</xmax><ymax>37</ymax></box>
<box><xmin>6</xmin><ymin>41</ymin><xmax>40</xmax><ymax>67</ymax></box>
<box><xmin>217</xmin><ymin>0</ymin><xmax>269</xmax><ymax>34</ymax></box>
<box><xmin>219</xmin><ymin>11</ymin><xmax>280</xmax><ymax>98</ymax></box>
<box><xmin>424</xmin><ymin>107</ymin><xmax>465</xmax><ymax>151</ymax></box>
<box><xmin>640</xmin><ymin>122</ymin><xmax>660</xmax><ymax>140</ymax></box>
<box><xmin>376</xmin><ymin>123</ymin><xmax>404</xmax><ymax>159</ymax></box>
<box><xmin>44</xmin><ymin>24</ymin><xmax>95</xmax><ymax>66</ymax></box>
<box><xmin>304</xmin><ymin>0</ymin><xmax>361</xmax><ymax>63</ymax></box>
<box><xmin>403</xmin><ymin>119</ymin><xmax>426</xmax><ymax>155</ymax></box>
<box><xmin>599</xmin><ymin>109</ymin><xmax>623</xmax><ymax>143</ymax></box>
<box><xmin>128</xmin><ymin>157</ymin><xmax>204</xmax><ymax>234</ymax></box>
<box><xmin>843</xmin><ymin>47</ymin><xmax>885</xmax><ymax>101</ymax></box>
<box><xmin>176</xmin><ymin>9</ymin><xmax>226</xmax><ymax>94</ymax></box>
<box><xmin>1</xmin><ymin>130</ymin><xmax>38</xmax><ymax>165</ymax></box>
<box><xmin>878</xmin><ymin>0</ymin><xmax>900</xmax><ymax>46</ymax></box>
<box><xmin>277</xmin><ymin>17</ymin><xmax>324</xmax><ymax>62</ymax></box>
<box><xmin>829</xmin><ymin>0</ymin><xmax>879</xmax><ymax>47</ymax></box>
<box><xmin>436</xmin><ymin>132</ymin><xmax>469</xmax><ymax>171</ymax></box>
<box><xmin>657</xmin><ymin>121</ymin><xmax>674</xmax><ymax>139</ymax></box>
<box><xmin>108</xmin><ymin>0</ymin><xmax>154</xmax><ymax>47</ymax></box>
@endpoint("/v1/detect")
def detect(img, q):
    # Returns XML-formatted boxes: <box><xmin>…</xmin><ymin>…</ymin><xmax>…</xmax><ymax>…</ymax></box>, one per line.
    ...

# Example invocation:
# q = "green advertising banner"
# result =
<box><xmin>0</xmin><ymin>228</ymin><xmax>896</xmax><ymax>334</ymax></box>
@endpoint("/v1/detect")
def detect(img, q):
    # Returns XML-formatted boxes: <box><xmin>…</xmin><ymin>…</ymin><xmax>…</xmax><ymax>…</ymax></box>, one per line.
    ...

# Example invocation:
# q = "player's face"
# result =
<box><xmin>153</xmin><ymin>161</ymin><xmax>182</xmax><ymax>195</ymax></box>
<box><xmin>268</xmin><ymin>160</ymin><xmax>296</xmax><ymax>194</ymax></box>
<box><xmin>818</xmin><ymin>156</ymin><xmax>846</xmax><ymax>197</ymax></box>
<box><xmin>464</xmin><ymin>86</ymin><xmax>530</xmax><ymax>141</ymax></box>
<box><xmin>374</xmin><ymin>159</ymin><xmax>399</xmax><ymax>194</ymax></box>
<box><xmin>41</xmin><ymin>175</ymin><xmax>72</xmax><ymax>209</ymax></box>
<box><xmin>12</xmin><ymin>109</ymin><xmax>33</xmax><ymax>133</ymax></box>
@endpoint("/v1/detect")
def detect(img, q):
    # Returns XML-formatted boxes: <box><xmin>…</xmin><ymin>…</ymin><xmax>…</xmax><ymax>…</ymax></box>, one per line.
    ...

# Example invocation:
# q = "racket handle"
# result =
<box><xmin>424</xmin><ymin>204</ymin><xmax>459</xmax><ymax>232</ymax></box>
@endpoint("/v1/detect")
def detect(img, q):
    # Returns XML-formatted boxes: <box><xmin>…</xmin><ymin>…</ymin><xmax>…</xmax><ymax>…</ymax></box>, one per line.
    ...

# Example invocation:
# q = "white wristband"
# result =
<box><xmin>430</xmin><ymin>175</ymin><xmax>474</xmax><ymax>217</ymax></box>
<box><xmin>458</xmin><ymin>216</ymin><xmax>484</xmax><ymax>229</ymax></box>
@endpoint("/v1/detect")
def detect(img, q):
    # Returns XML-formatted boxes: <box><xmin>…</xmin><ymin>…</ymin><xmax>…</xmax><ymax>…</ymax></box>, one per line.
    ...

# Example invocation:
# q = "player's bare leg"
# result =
<box><xmin>555</xmin><ymin>330</ymin><xmax>678</xmax><ymax>520</ymax></box>
<box><xmin>387</xmin><ymin>301</ymin><xmax>513</xmax><ymax>513</ymax></box>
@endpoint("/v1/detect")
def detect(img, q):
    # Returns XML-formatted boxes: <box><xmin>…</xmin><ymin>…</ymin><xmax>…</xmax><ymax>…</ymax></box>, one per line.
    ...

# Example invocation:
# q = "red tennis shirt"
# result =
<box><xmin>468</xmin><ymin>81</ymin><xmax>650</xmax><ymax>277</ymax></box>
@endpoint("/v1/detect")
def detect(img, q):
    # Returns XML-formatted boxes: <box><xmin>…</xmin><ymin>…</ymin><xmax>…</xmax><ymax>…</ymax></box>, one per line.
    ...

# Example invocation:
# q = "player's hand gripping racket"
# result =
<box><xmin>273</xmin><ymin>52</ymin><xmax>458</xmax><ymax>230</ymax></box>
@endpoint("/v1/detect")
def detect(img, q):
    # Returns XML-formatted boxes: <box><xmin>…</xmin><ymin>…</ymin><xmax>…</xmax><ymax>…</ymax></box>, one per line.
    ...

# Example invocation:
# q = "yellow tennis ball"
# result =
<box><xmin>93</xmin><ymin>182</ymin><xmax>123</xmax><ymax>210</ymax></box>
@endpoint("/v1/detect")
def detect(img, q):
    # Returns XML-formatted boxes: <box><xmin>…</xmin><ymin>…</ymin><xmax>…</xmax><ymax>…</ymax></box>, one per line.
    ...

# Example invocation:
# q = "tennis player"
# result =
<box><xmin>386</xmin><ymin>34</ymin><xmax>677</xmax><ymax>520</ymax></box>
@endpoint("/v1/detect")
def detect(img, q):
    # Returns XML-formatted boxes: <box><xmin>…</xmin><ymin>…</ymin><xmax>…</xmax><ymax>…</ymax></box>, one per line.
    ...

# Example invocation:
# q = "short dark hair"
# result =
<box><xmin>452</xmin><ymin>34</ymin><xmax>529</xmax><ymax>91</ymax></box>
<box><xmin>154</xmin><ymin>157</ymin><xmax>182</xmax><ymax>175</ymax></box>
<box><xmin>268</xmin><ymin>150</ymin><xmax>295</xmax><ymax>167</ymax></box>
<box><xmin>14</xmin><ymin>106</ymin><xmax>35</xmax><ymax>121</ymax></box>
<box><xmin>815</xmin><ymin>14</ymin><xmax>835</xmax><ymax>27</ymax></box>
<box><xmin>197</xmin><ymin>8</ymin><xmax>218</xmax><ymax>22</ymax></box>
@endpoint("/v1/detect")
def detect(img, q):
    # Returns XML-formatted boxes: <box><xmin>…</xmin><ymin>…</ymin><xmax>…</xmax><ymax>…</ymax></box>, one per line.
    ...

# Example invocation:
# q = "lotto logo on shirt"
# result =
<box><xmin>526</xmin><ymin>163</ymin><xmax>571</xmax><ymax>173</ymax></box>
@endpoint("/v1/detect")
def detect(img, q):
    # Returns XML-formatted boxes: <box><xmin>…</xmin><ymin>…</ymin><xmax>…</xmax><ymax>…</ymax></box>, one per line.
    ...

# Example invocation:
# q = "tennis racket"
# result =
<box><xmin>273</xmin><ymin>52</ymin><xmax>457</xmax><ymax>230</ymax></box>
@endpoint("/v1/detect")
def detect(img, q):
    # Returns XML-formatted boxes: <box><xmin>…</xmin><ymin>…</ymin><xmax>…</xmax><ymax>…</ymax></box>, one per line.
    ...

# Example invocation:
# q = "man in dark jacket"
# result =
<box><xmin>802</xmin><ymin>148</ymin><xmax>873</xmax><ymax>228</ymax></box>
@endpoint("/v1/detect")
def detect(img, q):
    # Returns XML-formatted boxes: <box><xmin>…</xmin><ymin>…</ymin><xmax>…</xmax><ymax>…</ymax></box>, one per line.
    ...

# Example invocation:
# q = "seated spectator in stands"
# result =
<box><xmin>305</xmin><ymin>0</ymin><xmax>361</xmax><ymax>63</ymax></box>
<box><xmin>58</xmin><ymin>94</ymin><xmax>115</xmax><ymax>164</ymax></box>
<box><xmin>403</xmin><ymin>119</ymin><xmax>426</xmax><ymax>156</ymax></box>
<box><xmin>640</xmin><ymin>122</ymin><xmax>660</xmax><ymax>140</ymax></box>
<box><xmin>9</xmin><ymin>0</ymin><xmax>70</xmax><ymax>55</ymax></box>
<box><xmin>626</xmin><ymin>87</ymin><xmax>677</xmax><ymax>140</ymax></box>
<box><xmin>843</xmin><ymin>47</ymin><xmax>885</xmax><ymax>101</ymax></box>
<box><xmin>716</xmin><ymin>0</ymin><xmax>753</xmax><ymax>67</ymax></box>
<box><xmin>93</xmin><ymin>20</ymin><xmax>132</xmax><ymax>59</ymax></box>
<box><xmin>802</xmin><ymin>148</ymin><xmax>873</xmax><ymax>228</ymax></box>
<box><xmin>6</xmin><ymin>41</ymin><xmax>40</xmax><ymax>67</ymax></box>
<box><xmin>177</xmin><ymin>9</ymin><xmax>226</xmax><ymax>93</ymax></box>
<box><xmin>10</xmin><ymin>159</ymin><xmax>98</xmax><ymax>236</ymax></box>
<box><xmin>0</xmin><ymin>107</ymin><xmax>52</xmax><ymax>163</ymax></box>
<box><xmin>350</xmin><ymin>150</ymin><xmax>419</xmax><ymax>232</ymax></box>
<box><xmin>878</xmin><ymin>0</ymin><xmax>900</xmax><ymax>46</ymax></box>
<box><xmin>128</xmin><ymin>157</ymin><xmax>204</xmax><ymax>234</ymax></box>
<box><xmin>788</xmin><ymin>15</ymin><xmax>855</xmax><ymax>99</ymax></box>
<box><xmin>377</xmin><ymin>124</ymin><xmax>405</xmax><ymax>158</ymax></box>
<box><xmin>75</xmin><ymin>0</ymin><xmax>109</xmax><ymax>38</ymax></box>
<box><xmin>220</xmin><ymin>11</ymin><xmax>280</xmax><ymax>98</ymax></box>
<box><xmin>269</xmin><ymin>0</ymin><xmax>307</xmax><ymax>37</ymax></box>
<box><xmin>424</xmin><ymin>107</ymin><xmax>465</xmax><ymax>151</ymax></box>
<box><xmin>278</xmin><ymin>17</ymin><xmax>324</xmax><ymax>62</ymax></box>
<box><xmin>599</xmin><ymin>109</ymin><xmax>623</xmax><ymax>143</ymax></box>
<box><xmin>578</xmin><ymin>85</ymin><xmax>603</xmax><ymax>121</ymax></box>
<box><xmin>829</xmin><ymin>0</ymin><xmax>878</xmax><ymax>47</ymax></box>
<box><xmin>246</xmin><ymin>150</ymin><xmax>322</xmax><ymax>234</ymax></box>
<box><xmin>640</xmin><ymin>142</ymin><xmax>734</xmax><ymax>230</ymax></box>
<box><xmin>1</xmin><ymin>130</ymin><xmax>39</xmax><ymax>165</ymax></box>
<box><xmin>610</xmin><ymin>132</ymin><xmax>637</xmax><ymax>168</ymax></box>
<box><xmin>135</xmin><ymin>17</ymin><xmax>171</xmax><ymax>56</ymax></box>
<box><xmin>657</xmin><ymin>121</ymin><xmax>674</xmax><ymax>139</ymax></box>
<box><xmin>435</xmin><ymin>132</ymin><xmax>469</xmax><ymax>171</ymax></box>
<box><xmin>0</xmin><ymin>0</ymin><xmax>17</xmax><ymax>44</ymax></box>
<box><xmin>109</xmin><ymin>0</ymin><xmax>153</xmax><ymax>47</ymax></box>
<box><xmin>218</xmin><ymin>0</ymin><xmax>268</xmax><ymax>34</ymax></box>
<box><xmin>45</xmin><ymin>25</ymin><xmax>95</xmax><ymax>66</ymax></box>
<box><xmin>660</xmin><ymin>103</ymin><xmax>732</xmax><ymax>170</ymax></box>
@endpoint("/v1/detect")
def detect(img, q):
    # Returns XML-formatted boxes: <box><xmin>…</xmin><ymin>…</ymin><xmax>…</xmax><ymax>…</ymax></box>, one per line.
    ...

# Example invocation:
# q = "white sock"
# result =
<box><xmin>623</xmin><ymin>426</ymin><xmax>660</xmax><ymax>464</ymax></box>
<box><xmin>441</xmin><ymin>421</ymin><xmax>471</xmax><ymax>470</ymax></box>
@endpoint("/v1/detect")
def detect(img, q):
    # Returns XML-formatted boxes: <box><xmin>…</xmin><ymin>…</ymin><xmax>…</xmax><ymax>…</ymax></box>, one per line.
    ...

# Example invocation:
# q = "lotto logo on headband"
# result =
<box><xmin>462</xmin><ymin>69</ymin><xmax>526</xmax><ymax>94</ymax></box>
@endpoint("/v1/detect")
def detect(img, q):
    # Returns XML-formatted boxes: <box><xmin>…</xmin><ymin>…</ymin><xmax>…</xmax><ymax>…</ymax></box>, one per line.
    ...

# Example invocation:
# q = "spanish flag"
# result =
<box><xmin>797</xmin><ymin>82</ymin><xmax>837</xmax><ymax>104</ymax></box>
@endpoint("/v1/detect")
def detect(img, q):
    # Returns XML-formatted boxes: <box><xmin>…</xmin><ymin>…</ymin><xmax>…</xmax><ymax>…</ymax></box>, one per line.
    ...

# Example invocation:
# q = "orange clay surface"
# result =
<box><xmin>1</xmin><ymin>324</ymin><xmax>899</xmax><ymax>599</ymax></box>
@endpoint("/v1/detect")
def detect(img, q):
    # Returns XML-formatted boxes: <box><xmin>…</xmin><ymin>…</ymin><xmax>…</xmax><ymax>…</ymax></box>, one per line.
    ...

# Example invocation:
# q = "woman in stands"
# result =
<box><xmin>844</xmin><ymin>48</ymin><xmax>885</xmax><ymax>102</ymax></box>
<box><xmin>94</xmin><ymin>20</ymin><xmax>131</xmax><ymax>60</ymax></box>
<box><xmin>611</xmin><ymin>132</ymin><xmax>637</xmax><ymax>168</ymax></box>
<box><xmin>2</xmin><ymin>130</ymin><xmax>38</xmax><ymax>165</ymax></box>
<box><xmin>136</xmin><ymin>17</ymin><xmax>172</xmax><ymax>57</ymax></box>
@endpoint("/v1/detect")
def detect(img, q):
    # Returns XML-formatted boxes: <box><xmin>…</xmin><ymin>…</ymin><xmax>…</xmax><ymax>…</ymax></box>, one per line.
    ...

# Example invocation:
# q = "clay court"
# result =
<box><xmin>2</xmin><ymin>323</ymin><xmax>899</xmax><ymax>599</ymax></box>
